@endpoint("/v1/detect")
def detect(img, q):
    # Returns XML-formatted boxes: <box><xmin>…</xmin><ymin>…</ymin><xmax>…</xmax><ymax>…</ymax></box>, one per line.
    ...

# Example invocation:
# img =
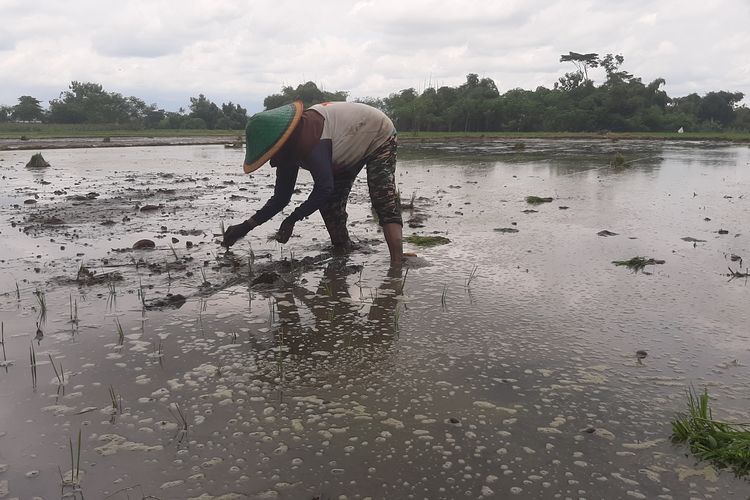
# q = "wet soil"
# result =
<box><xmin>1</xmin><ymin>139</ymin><xmax>749</xmax><ymax>499</ymax></box>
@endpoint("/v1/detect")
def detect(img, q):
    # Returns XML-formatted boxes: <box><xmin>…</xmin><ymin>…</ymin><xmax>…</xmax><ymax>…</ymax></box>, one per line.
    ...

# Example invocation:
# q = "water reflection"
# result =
<box><xmin>260</xmin><ymin>260</ymin><xmax>402</xmax><ymax>365</ymax></box>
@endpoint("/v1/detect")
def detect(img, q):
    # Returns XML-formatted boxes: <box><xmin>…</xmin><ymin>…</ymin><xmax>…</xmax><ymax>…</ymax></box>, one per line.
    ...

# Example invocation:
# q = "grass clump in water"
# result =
<box><xmin>611</xmin><ymin>152</ymin><xmax>626</xmax><ymax>167</ymax></box>
<box><xmin>525</xmin><ymin>196</ymin><xmax>554</xmax><ymax>205</ymax></box>
<box><xmin>671</xmin><ymin>387</ymin><xmax>750</xmax><ymax>478</ymax></box>
<box><xmin>405</xmin><ymin>235</ymin><xmax>450</xmax><ymax>247</ymax></box>
<box><xmin>612</xmin><ymin>256</ymin><xmax>665</xmax><ymax>273</ymax></box>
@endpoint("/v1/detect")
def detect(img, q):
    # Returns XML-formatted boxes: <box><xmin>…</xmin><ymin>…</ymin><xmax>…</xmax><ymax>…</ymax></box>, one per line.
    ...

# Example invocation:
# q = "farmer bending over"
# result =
<box><xmin>221</xmin><ymin>101</ymin><xmax>404</xmax><ymax>264</ymax></box>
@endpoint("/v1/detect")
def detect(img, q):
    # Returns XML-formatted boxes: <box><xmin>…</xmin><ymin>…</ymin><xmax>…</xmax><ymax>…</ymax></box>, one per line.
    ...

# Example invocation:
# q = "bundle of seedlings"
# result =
<box><xmin>671</xmin><ymin>387</ymin><xmax>750</xmax><ymax>478</ymax></box>
<box><xmin>525</xmin><ymin>196</ymin><xmax>554</xmax><ymax>205</ymax></box>
<box><xmin>612</xmin><ymin>256</ymin><xmax>665</xmax><ymax>273</ymax></box>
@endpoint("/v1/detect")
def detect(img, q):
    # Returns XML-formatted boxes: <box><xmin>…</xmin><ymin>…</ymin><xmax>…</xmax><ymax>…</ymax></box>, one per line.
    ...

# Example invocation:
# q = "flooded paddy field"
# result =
<box><xmin>0</xmin><ymin>139</ymin><xmax>749</xmax><ymax>499</ymax></box>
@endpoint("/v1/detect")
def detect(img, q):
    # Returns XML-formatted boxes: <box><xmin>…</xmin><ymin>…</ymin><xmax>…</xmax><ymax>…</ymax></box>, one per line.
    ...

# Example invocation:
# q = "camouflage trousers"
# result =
<box><xmin>320</xmin><ymin>135</ymin><xmax>402</xmax><ymax>247</ymax></box>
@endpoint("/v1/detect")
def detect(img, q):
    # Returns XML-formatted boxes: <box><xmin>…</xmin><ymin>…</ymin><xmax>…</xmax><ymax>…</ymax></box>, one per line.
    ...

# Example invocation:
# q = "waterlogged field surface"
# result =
<box><xmin>0</xmin><ymin>140</ymin><xmax>749</xmax><ymax>499</ymax></box>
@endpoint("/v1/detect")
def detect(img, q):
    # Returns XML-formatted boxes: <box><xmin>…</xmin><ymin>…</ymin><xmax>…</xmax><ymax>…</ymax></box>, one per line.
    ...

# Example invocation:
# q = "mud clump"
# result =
<box><xmin>146</xmin><ymin>293</ymin><xmax>186</xmax><ymax>310</ymax></box>
<box><xmin>133</xmin><ymin>239</ymin><xmax>156</xmax><ymax>249</ymax></box>
<box><xmin>26</xmin><ymin>153</ymin><xmax>50</xmax><ymax>169</ymax></box>
<box><xmin>494</xmin><ymin>227</ymin><xmax>519</xmax><ymax>234</ymax></box>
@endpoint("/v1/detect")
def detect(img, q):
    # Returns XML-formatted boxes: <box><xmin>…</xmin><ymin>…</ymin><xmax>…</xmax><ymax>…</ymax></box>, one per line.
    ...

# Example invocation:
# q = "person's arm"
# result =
<box><xmin>282</xmin><ymin>139</ymin><xmax>334</xmax><ymax>225</ymax></box>
<box><xmin>249</xmin><ymin>164</ymin><xmax>299</xmax><ymax>226</ymax></box>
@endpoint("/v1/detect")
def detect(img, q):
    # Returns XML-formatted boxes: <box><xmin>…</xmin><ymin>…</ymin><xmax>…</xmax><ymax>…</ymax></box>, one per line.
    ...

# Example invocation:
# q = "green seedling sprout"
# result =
<box><xmin>465</xmin><ymin>265</ymin><xmax>479</xmax><ymax>288</ymax></box>
<box><xmin>60</xmin><ymin>428</ymin><xmax>83</xmax><ymax>491</ymax></box>
<box><xmin>114</xmin><ymin>318</ymin><xmax>124</xmax><ymax>345</ymax></box>
<box><xmin>69</xmin><ymin>294</ymin><xmax>79</xmax><ymax>324</ymax></box>
<box><xmin>399</xmin><ymin>268</ymin><xmax>409</xmax><ymax>295</ymax></box>
<box><xmin>1</xmin><ymin>322</ymin><xmax>6</xmax><ymax>365</ymax></box>
<box><xmin>33</xmin><ymin>288</ymin><xmax>47</xmax><ymax>323</ymax></box>
<box><xmin>49</xmin><ymin>353</ymin><xmax>65</xmax><ymax>385</ymax></box>
<box><xmin>169</xmin><ymin>244</ymin><xmax>179</xmax><ymax>262</ymax></box>
<box><xmin>29</xmin><ymin>344</ymin><xmax>37</xmax><ymax>389</ymax></box>
<box><xmin>108</xmin><ymin>385</ymin><xmax>122</xmax><ymax>413</ymax></box>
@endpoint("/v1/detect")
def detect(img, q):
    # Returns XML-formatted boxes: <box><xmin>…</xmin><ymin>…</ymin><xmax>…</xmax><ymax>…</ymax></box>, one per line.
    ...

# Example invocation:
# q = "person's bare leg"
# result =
<box><xmin>383</xmin><ymin>222</ymin><xmax>403</xmax><ymax>265</ymax></box>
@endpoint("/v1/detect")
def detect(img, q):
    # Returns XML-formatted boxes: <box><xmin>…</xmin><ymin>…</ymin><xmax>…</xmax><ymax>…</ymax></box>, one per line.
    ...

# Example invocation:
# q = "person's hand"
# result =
<box><xmin>274</xmin><ymin>220</ymin><xmax>295</xmax><ymax>244</ymax></box>
<box><xmin>221</xmin><ymin>220</ymin><xmax>253</xmax><ymax>247</ymax></box>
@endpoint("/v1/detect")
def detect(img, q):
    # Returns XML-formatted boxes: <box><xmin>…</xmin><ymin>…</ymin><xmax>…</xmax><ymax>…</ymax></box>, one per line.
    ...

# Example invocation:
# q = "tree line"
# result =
<box><xmin>2</xmin><ymin>53</ymin><xmax>748</xmax><ymax>133</ymax></box>
<box><xmin>0</xmin><ymin>81</ymin><xmax>248</xmax><ymax>130</ymax></box>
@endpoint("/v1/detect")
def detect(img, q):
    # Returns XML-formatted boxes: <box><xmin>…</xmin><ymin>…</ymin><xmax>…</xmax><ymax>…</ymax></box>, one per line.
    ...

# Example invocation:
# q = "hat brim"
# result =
<box><xmin>243</xmin><ymin>101</ymin><xmax>303</xmax><ymax>174</ymax></box>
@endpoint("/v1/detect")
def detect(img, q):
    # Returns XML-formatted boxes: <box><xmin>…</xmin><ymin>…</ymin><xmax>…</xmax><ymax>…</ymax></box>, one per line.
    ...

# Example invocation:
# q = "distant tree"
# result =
<box><xmin>354</xmin><ymin>97</ymin><xmax>387</xmax><ymax>113</ymax></box>
<box><xmin>559</xmin><ymin>52</ymin><xmax>599</xmax><ymax>81</ymax></box>
<box><xmin>182</xmin><ymin>117</ymin><xmax>208</xmax><ymax>129</ymax></box>
<box><xmin>159</xmin><ymin>111</ymin><xmax>185</xmax><ymax>129</ymax></box>
<box><xmin>697</xmin><ymin>91</ymin><xmax>744</xmax><ymax>127</ymax></box>
<box><xmin>0</xmin><ymin>105</ymin><xmax>12</xmax><ymax>122</ymax></box>
<box><xmin>599</xmin><ymin>54</ymin><xmax>633</xmax><ymax>84</ymax></box>
<box><xmin>12</xmin><ymin>96</ymin><xmax>45</xmax><ymax>121</ymax></box>
<box><xmin>220</xmin><ymin>102</ymin><xmax>248</xmax><ymax>129</ymax></box>
<box><xmin>48</xmin><ymin>81</ymin><xmax>133</xmax><ymax>124</ymax></box>
<box><xmin>263</xmin><ymin>81</ymin><xmax>348</xmax><ymax>109</ymax></box>
<box><xmin>188</xmin><ymin>94</ymin><xmax>222</xmax><ymax>129</ymax></box>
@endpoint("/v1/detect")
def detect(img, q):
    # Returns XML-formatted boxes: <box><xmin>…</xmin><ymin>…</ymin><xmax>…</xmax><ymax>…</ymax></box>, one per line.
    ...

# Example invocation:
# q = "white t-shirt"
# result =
<box><xmin>310</xmin><ymin>102</ymin><xmax>396</xmax><ymax>169</ymax></box>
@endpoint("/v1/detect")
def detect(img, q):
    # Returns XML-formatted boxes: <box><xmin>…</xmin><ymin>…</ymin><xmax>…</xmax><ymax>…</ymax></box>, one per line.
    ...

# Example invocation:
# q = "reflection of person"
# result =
<box><xmin>268</xmin><ymin>262</ymin><xmax>403</xmax><ymax>359</ymax></box>
<box><xmin>222</xmin><ymin>101</ymin><xmax>404</xmax><ymax>265</ymax></box>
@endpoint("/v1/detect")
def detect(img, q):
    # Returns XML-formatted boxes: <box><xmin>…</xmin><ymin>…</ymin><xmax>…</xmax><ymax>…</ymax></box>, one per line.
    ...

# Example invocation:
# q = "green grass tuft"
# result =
<box><xmin>405</xmin><ymin>235</ymin><xmax>451</xmax><ymax>247</ymax></box>
<box><xmin>671</xmin><ymin>387</ymin><xmax>750</xmax><ymax>478</ymax></box>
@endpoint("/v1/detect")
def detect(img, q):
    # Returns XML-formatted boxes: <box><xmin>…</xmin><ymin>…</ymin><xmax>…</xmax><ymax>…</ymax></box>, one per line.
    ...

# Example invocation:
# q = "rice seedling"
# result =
<box><xmin>220</xmin><ymin>220</ymin><xmax>226</xmax><ymax>239</ymax></box>
<box><xmin>611</xmin><ymin>152</ymin><xmax>626</xmax><ymax>167</ymax></box>
<box><xmin>268</xmin><ymin>297</ymin><xmax>276</xmax><ymax>326</ymax></box>
<box><xmin>35</xmin><ymin>321</ymin><xmax>44</xmax><ymax>344</ymax></box>
<box><xmin>401</xmin><ymin>190</ymin><xmax>417</xmax><ymax>210</ymax></box>
<box><xmin>33</xmin><ymin>288</ymin><xmax>47</xmax><ymax>323</ymax></box>
<box><xmin>168</xmin><ymin>402</ymin><xmax>189</xmax><ymax>444</ymax></box>
<box><xmin>612</xmin><ymin>256</ymin><xmax>665</xmax><ymax>273</ymax></box>
<box><xmin>60</xmin><ymin>428</ymin><xmax>83</xmax><ymax>490</ymax></box>
<box><xmin>114</xmin><ymin>318</ymin><xmax>124</xmax><ymax>345</ymax></box>
<box><xmin>399</xmin><ymin>268</ymin><xmax>409</xmax><ymax>295</ymax></box>
<box><xmin>49</xmin><ymin>353</ymin><xmax>65</xmax><ymax>385</ymax></box>
<box><xmin>441</xmin><ymin>284</ymin><xmax>448</xmax><ymax>309</ymax></box>
<box><xmin>1</xmin><ymin>322</ymin><xmax>6</xmax><ymax>364</ymax></box>
<box><xmin>29</xmin><ymin>344</ymin><xmax>38</xmax><ymax>389</ymax></box>
<box><xmin>168</xmin><ymin>244</ymin><xmax>179</xmax><ymax>262</ymax></box>
<box><xmin>108</xmin><ymin>385</ymin><xmax>122</xmax><ymax>413</ymax></box>
<box><xmin>69</xmin><ymin>294</ymin><xmax>79</xmax><ymax>324</ymax></box>
<box><xmin>465</xmin><ymin>265</ymin><xmax>479</xmax><ymax>289</ymax></box>
<box><xmin>525</xmin><ymin>195</ymin><xmax>554</xmax><ymax>205</ymax></box>
<box><xmin>671</xmin><ymin>387</ymin><xmax>750</xmax><ymax>478</ymax></box>
<box><xmin>198</xmin><ymin>267</ymin><xmax>209</xmax><ymax>287</ymax></box>
<box><xmin>15</xmin><ymin>281</ymin><xmax>20</xmax><ymax>301</ymax></box>
<box><xmin>393</xmin><ymin>304</ymin><xmax>402</xmax><ymax>327</ymax></box>
<box><xmin>726</xmin><ymin>267</ymin><xmax>749</xmax><ymax>282</ymax></box>
<box><xmin>106</xmin><ymin>280</ymin><xmax>117</xmax><ymax>310</ymax></box>
<box><xmin>137</xmin><ymin>276</ymin><xmax>147</xmax><ymax>316</ymax></box>
<box><xmin>405</xmin><ymin>235</ymin><xmax>450</xmax><ymax>247</ymax></box>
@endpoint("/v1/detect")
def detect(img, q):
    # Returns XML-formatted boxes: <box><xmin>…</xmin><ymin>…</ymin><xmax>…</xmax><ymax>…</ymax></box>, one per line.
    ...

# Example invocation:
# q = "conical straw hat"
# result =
<box><xmin>243</xmin><ymin>100</ymin><xmax>303</xmax><ymax>173</ymax></box>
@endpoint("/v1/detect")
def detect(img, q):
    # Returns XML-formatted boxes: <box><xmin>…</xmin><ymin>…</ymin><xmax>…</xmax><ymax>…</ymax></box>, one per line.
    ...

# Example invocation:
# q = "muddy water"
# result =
<box><xmin>1</xmin><ymin>140</ymin><xmax>749</xmax><ymax>499</ymax></box>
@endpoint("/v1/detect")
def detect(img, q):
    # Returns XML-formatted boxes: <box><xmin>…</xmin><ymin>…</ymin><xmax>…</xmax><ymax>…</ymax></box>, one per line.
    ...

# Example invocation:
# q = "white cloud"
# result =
<box><xmin>0</xmin><ymin>0</ymin><xmax>748</xmax><ymax>111</ymax></box>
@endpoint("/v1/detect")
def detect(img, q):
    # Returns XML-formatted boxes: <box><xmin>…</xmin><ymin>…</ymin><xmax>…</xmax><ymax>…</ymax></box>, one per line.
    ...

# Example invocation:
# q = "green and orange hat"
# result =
<box><xmin>243</xmin><ymin>100</ymin><xmax>303</xmax><ymax>173</ymax></box>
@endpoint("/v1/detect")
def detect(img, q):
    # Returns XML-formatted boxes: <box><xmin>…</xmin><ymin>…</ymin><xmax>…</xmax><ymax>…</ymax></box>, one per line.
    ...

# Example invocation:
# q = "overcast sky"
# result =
<box><xmin>1</xmin><ymin>0</ymin><xmax>748</xmax><ymax>113</ymax></box>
